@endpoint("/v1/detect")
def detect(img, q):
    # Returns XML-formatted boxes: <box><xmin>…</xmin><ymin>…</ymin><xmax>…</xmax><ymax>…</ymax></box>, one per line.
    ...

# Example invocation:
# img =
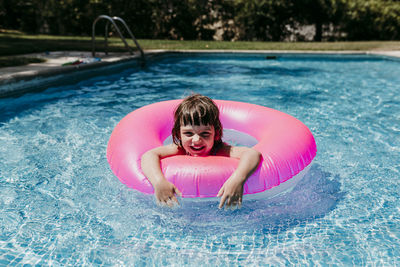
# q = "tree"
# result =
<box><xmin>233</xmin><ymin>0</ymin><xmax>295</xmax><ymax>41</ymax></box>
<box><xmin>339</xmin><ymin>0</ymin><xmax>400</xmax><ymax>40</ymax></box>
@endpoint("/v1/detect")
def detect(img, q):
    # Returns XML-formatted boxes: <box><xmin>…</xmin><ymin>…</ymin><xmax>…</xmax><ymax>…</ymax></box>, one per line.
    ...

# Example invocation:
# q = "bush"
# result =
<box><xmin>1</xmin><ymin>0</ymin><xmax>400</xmax><ymax>41</ymax></box>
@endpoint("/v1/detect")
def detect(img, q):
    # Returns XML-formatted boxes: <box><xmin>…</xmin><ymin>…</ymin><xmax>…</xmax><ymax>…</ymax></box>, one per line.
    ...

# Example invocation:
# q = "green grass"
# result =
<box><xmin>140</xmin><ymin>39</ymin><xmax>400</xmax><ymax>51</ymax></box>
<box><xmin>1</xmin><ymin>31</ymin><xmax>400</xmax><ymax>66</ymax></box>
<box><xmin>2</xmin><ymin>31</ymin><xmax>400</xmax><ymax>55</ymax></box>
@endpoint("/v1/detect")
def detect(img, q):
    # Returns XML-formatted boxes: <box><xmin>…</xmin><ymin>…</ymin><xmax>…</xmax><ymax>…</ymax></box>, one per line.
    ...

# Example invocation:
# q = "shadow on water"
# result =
<box><xmin>0</xmin><ymin>71</ymin><xmax>144</xmax><ymax>125</ymax></box>
<box><xmin>0</xmin><ymin>59</ymin><xmax>146</xmax><ymax>123</ymax></box>
<box><xmin>151</xmin><ymin>61</ymin><xmax>320</xmax><ymax>78</ymax></box>
<box><xmin>135</xmin><ymin>164</ymin><xmax>344</xmax><ymax>235</ymax></box>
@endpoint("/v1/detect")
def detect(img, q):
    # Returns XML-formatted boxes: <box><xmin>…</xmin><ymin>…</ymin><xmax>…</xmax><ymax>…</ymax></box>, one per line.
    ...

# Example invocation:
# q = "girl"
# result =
<box><xmin>141</xmin><ymin>94</ymin><xmax>261</xmax><ymax>209</ymax></box>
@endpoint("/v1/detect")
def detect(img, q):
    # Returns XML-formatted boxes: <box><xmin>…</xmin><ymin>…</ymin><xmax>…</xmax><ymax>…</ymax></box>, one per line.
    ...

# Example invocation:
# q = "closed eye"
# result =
<box><xmin>183</xmin><ymin>131</ymin><xmax>194</xmax><ymax>136</ymax></box>
<box><xmin>200</xmin><ymin>132</ymin><xmax>211</xmax><ymax>138</ymax></box>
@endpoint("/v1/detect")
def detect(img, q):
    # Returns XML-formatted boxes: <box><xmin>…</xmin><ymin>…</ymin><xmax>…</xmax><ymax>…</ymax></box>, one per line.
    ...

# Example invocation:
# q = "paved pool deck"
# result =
<box><xmin>1</xmin><ymin>50</ymin><xmax>400</xmax><ymax>97</ymax></box>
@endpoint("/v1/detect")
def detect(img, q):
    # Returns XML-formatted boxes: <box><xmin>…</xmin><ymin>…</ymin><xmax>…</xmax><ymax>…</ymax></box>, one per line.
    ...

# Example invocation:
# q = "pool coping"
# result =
<box><xmin>1</xmin><ymin>49</ymin><xmax>400</xmax><ymax>97</ymax></box>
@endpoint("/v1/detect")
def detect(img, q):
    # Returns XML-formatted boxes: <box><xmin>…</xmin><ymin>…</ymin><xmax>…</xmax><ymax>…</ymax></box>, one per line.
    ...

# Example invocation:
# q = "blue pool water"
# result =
<box><xmin>1</xmin><ymin>53</ymin><xmax>400</xmax><ymax>265</ymax></box>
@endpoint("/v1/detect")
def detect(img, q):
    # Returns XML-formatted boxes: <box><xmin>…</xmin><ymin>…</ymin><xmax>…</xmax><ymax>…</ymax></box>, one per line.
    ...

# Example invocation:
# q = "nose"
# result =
<box><xmin>192</xmin><ymin>134</ymin><xmax>201</xmax><ymax>143</ymax></box>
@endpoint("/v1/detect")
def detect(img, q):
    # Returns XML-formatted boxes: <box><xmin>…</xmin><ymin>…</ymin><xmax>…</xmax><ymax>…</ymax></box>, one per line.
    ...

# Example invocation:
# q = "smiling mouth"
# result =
<box><xmin>190</xmin><ymin>146</ymin><xmax>205</xmax><ymax>152</ymax></box>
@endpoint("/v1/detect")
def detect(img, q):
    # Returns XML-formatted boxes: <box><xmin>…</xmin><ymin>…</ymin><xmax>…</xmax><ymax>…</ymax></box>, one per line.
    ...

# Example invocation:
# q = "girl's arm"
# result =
<box><xmin>141</xmin><ymin>144</ymin><xmax>183</xmax><ymax>206</ymax></box>
<box><xmin>217</xmin><ymin>146</ymin><xmax>261</xmax><ymax>209</ymax></box>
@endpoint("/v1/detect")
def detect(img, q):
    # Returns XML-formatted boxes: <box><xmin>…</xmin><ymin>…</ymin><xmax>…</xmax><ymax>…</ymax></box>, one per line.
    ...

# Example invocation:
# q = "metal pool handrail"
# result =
<box><xmin>92</xmin><ymin>15</ymin><xmax>145</xmax><ymax>64</ymax></box>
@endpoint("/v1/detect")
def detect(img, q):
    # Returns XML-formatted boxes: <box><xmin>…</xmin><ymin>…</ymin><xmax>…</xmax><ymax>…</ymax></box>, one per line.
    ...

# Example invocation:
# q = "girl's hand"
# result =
<box><xmin>217</xmin><ymin>146</ymin><xmax>261</xmax><ymax>209</ymax></box>
<box><xmin>154</xmin><ymin>179</ymin><xmax>182</xmax><ymax>207</ymax></box>
<box><xmin>217</xmin><ymin>177</ymin><xmax>244</xmax><ymax>209</ymax></box>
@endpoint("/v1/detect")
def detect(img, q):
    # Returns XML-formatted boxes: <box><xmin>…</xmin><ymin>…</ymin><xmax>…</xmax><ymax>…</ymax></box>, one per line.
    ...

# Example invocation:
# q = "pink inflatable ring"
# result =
<box><xmin>107</xmin><ymin>100</ymin><xmax>317</xmax><ymax>199</ymax></box>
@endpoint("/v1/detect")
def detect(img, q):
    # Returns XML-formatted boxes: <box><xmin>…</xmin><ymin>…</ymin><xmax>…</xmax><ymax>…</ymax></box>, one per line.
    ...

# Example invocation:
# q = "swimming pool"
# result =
<box><xmin>1</xmin><ymin>53</ymin><xmax>399</xmax><ymax>265</ymax></box>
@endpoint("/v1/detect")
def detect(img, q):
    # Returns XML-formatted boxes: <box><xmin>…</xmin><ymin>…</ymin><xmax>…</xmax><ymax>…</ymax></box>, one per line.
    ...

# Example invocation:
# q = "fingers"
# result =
<box><xmin>156</xmin><ymin>197</ymin><xmax>179</xmax><ymax>207</ymax></box>
<box><xmin>156</xmin><ymin>187</ymin><xmax>181</xmax><ymax>208</ymax></box>
<box><xmin>218</xmin><ymin>194</ymin><xmax>227</xmax><ymax>209</ymax></box>
<box><xmin>174</xmin><ymin>186</ymin><xmax>182</xmax><ymax>197</ymax></box>
<box><xmin>217</xmin><ymin>186</ymin><xmax>224</xmax><ymax>197</ymax></box>
<box><xmin>219</xmin><ymin>194</ymin><xmax>242</xmax><ymax>210</ymax></box>
<box><xmin>171</xmin><ymin>195</ymin><xmax>179</xmax><ymax>206</ymax></box>
<box><xmin>233</xmin><ymin>197</ymin><xmax>243</xmax><ymax>210</ymax></box>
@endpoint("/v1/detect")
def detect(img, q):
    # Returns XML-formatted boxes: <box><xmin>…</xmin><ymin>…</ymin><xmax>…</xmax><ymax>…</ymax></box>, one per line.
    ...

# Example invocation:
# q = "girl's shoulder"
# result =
<box><xmin>215</xmin><ymin>143</ymin><xmax>258</xmax><ymax>159</ymax></box>
<box><xmin>214</xmin><ymin>142</ymin><xmax>232</xmax><ymax>157</ymax></box>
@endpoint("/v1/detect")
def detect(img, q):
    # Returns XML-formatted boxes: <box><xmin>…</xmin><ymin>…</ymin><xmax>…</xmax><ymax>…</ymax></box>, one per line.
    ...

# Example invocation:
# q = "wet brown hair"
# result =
<box><xmin>172</xmin><ymin>94</ymin><xmax>223</xmax><ymax>148</ymax></box>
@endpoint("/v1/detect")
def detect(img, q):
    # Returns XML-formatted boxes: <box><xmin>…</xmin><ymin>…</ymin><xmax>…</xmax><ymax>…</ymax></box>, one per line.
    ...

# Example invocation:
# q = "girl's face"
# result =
<box><xmin>179</xmin><ymin>124</ymin><xmax>215</xmax><ymax>156</ymax></box>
